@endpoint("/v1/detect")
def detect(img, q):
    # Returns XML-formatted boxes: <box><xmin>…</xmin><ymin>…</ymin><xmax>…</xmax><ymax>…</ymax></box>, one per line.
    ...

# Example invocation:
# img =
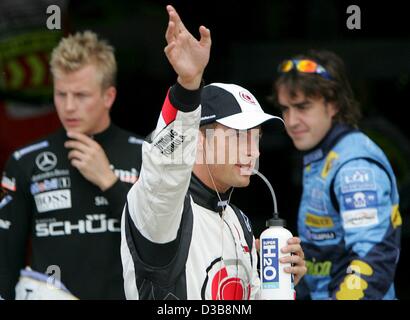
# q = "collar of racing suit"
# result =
<box><xmin>302</xmin><ymin>123</ymin><xmax>357</xmax><ymax>166</ymax></box>
<box><xmin>90</xmin><ymin>122</ymin><xmax>117</xmax><ymax>144</ymax></box>
<box><xmin>61</xmin><ymin>122</ymin><xmax>117</xmax><ymax>143</ymax></box>
<box><xmin>189</xmin><ymin>173</ymin><xmax>234</xmax><ymax>214</ymax></box>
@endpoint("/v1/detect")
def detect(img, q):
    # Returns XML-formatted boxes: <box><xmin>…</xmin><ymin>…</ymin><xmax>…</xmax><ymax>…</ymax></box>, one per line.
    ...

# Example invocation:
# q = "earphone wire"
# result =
<box><xmin>204</xmin><ymin>146</ymin><xmax>235</xmax><ymax>299</ymax></box>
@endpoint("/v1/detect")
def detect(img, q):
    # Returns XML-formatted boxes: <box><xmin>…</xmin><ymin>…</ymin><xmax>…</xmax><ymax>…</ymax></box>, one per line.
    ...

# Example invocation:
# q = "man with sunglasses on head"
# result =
<box><xmin>120</xmin><ymin>5</ymin><xmax>307</xmax><ymax>300</ymax></box>
<box><xmin>273</xmin><ymin>50</ymin><xmax>401</xmax><ymax>300</ymax></box>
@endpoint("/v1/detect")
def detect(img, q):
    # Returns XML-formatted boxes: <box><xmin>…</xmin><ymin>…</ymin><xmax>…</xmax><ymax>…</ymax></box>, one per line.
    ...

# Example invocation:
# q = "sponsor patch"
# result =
<box><xmin>321</xmin><ymin>151</ymin><xmax>339</xmax><ymax>179</ymax></box>
<box><xmin>342</xmin><ymin>208</ymin><xmax>378</xmax><ymax>229</ymax></box>
<box><xmin>95</xmin><ymin>196</ymin><xmax>109</xmax><ymax>206</ymax></box>
<box><xmin>1</xmin><ymin>175</ymin><xmax>16</xmax><ymax>192</ymax></box>
<box><xmin>153</xmin><ymin>128</ymin><xmax>185</xmax><ymax>156</ymax></box>
<box><xmin>306</xmin><ymin>230</ymin><xmax>336</xmax><ymax>241</ymax></box>
<box><xmin>305</xmin><ymin>259</ymin><xmax>332</xmax><ymax>276</ymax></box>
<box><xmin>30</xmin><ymin>177</ymin><xmax>71</xmax><ymax>195</ymax></box>
<box><xmin>200</xmin><ymin>114</ymin><xmax>216</xmax><ymax>122</ymax></box>
<box><xmin>342</xmin><ymin>191</ymin><xmax>377</xmax><ymax>210</ymax></box>
<box><xmin>0</xmin><ymin>195</ymin><xmax>13</xmax><ymax>209</ymax></box>
<box><xmin>128</xmin><ymin>136</ymin><xmax>144</xmax><ymax>145</ymax></box>
<box><xmin>112</xmin><ymin>167</ymin><xmax>139</xmax><ymax>184</ymax></box>
<box><xmin>340</xmin><ymin>168</ymin><xmax>376</xmax><ymax>193</ymax></box>
<box><xmin>307</xmin><ymin>180</ymin><xmax>327</xmax><ymax>213</ymax></box>
<box><xmin>305</xmin><ymin>213</ymin><xmax>334</xmax><ymax>228</ymax></box>
<box><xmin>201</xmin><ymin>258</ymin><xmax>252</xmax><ymax>300</ymax></box>
<box><xmin>35</xmin><ymin>215</ymin><xmax>120</xmax><ymax>237</ymax></box>
<box><xmin>13</xmin><ymin>141</ymin><xmax>49</xmax><ymax>160</ymax></box>
<box><xmin>0</xmin><ymin>218</ymin><xmax>11</xmax><ymax>230</ymax></box>
<box><xmin>34</xmin><ymin>190</ymin><xmax>71</xmax><ymax>213</ymax></box>
<box><xmin>391</xmin><ymin>205</ymin><xmax>402</xmax><ymax>229</ymax></box>
<box><xmin>32</xmin><ymin>169</ymin><xmax>69</xmax><ymax>183</ymax></box>
<box><xmin>239</xmin><ymin>91</ymin><xmax>257</xmax><ymax>105</ymax></box>
<box><xmin>303</xmin><ymin>149</ymin><xmax>323</xmax><ymax>166</ymax></box>
<box><xmin>35</xmin><ymin>152</ymin><xmax>58</xmax><ymax>172</ymax></box>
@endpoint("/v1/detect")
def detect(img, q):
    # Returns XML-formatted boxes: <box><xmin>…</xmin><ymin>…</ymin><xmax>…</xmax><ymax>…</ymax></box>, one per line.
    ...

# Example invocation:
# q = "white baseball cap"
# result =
<box><xmin>200</xmin><ymin>83</ymin><xmax>283</xmax><ymax>130</ymax></box>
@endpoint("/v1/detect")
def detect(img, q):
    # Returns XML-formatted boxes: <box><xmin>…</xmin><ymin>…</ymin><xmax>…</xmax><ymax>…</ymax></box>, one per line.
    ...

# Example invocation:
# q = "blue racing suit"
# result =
<box><xmin>297</xmin><ymin>124</ymin><xmax>402</xmax><ymax>300</ymax></box>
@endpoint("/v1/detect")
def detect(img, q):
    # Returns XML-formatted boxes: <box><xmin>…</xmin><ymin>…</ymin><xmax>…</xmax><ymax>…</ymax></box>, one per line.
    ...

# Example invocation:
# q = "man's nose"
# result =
<box><xmin>247</xmin><ymin>131</ymin><xmax>260</xmax><ymax>158</ymax></box>
<box><xmin>285</xmin><ymin>108</ymin><xmax>299</xmax><ymax>128</ymax></box>
<box><xmin>65</xmin><ymin>95</ymin><xmax>76</xmax><ymax>112</ymax></box>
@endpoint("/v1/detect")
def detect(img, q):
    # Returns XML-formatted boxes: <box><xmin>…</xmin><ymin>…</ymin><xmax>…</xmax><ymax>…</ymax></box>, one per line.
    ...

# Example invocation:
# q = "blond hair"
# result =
<box><xmin>50</xmin><ymin>30</ymin><xmax>117</xmax><ymax>89</ymax></box>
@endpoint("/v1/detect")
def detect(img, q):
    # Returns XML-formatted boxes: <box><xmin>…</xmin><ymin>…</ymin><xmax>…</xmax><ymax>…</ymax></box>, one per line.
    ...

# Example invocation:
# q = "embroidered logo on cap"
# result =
<box><xmin>239</xmin><ymin>91</ymin><xmax>257</xmax><ymax>105</ymax></box>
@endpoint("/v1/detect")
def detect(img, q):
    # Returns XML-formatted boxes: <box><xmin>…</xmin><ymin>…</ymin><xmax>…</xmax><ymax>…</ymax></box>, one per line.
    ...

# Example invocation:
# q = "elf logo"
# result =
<box><xmin>261</xmin><ymin>238</ymin><xmax>279</xmax><ymax>288</ymax></box>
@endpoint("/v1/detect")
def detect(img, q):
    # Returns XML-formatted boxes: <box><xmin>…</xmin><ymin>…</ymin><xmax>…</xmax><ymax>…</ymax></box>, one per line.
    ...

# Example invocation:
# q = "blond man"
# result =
<box><xmin>0</xmin><ymin>31</ymin><xmax>143</xmax><ymax>299</ymax></box>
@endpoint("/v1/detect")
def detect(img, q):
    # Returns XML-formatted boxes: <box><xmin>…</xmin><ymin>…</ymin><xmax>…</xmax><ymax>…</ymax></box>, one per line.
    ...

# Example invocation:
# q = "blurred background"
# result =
<box><xmin>1</xmin><ymin>0</ymin><xmax>409</xmax><ymax>298</ymax></box>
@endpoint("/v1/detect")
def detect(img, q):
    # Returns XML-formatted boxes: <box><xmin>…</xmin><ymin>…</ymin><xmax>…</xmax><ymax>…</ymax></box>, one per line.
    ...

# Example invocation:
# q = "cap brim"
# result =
<box><xmin>216</xmin><ymin>112</ymin><xmax>283</xmax><ymax>130</ymax></box>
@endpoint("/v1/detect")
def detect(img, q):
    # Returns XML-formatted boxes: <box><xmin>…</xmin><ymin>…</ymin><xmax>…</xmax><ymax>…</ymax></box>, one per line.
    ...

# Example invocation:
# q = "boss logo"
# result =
<box><xmin>34</xmin><ymin>190</ymin><xmax>71</xmax><ymax>213</ymax></box>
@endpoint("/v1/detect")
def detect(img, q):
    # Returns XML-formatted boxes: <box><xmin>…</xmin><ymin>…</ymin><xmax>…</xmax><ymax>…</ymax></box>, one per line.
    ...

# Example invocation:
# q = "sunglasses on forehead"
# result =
<box><xmin>278</xmin><ymin>59</ymin><xmax>332</xmax><ymax>80</ymax></box>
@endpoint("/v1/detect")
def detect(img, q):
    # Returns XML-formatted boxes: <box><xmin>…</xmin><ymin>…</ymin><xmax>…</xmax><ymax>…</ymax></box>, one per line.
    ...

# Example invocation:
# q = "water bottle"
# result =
<box><xmin>259</xmin><ymin>214</ymin><xmax>294</xmax><ymax>300</ymax></box>
<box><xmin>251</xmin><ymin>169</ymin><xmax>294</xmax><ymax>300</ymax></box>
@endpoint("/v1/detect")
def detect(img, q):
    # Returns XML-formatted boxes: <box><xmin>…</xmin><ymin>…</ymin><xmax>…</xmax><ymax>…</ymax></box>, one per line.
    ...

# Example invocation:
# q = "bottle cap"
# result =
<box><xmin>266</xmin><ymin>212</ymin><xmax>286</xmax><ymax>227</ymax></box>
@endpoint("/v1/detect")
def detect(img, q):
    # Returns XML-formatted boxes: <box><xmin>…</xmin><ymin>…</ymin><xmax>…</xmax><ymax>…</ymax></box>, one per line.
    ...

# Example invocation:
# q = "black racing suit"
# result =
<box><xmin>0</xmin><ymin>124</ymin><xmax>143</xmax><ymax>299</ymax></box>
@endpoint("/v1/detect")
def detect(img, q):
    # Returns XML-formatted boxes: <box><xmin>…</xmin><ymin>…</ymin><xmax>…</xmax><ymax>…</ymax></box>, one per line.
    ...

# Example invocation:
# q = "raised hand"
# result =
<box><xmin>164</xmin><ymin>5</ymin><xmax>211</xmax><ymax>90</ymax></box>
<box><xmin>65</xmin><ymin>131</ymin><xmax>117</xmax><ymax>191</ymax></box>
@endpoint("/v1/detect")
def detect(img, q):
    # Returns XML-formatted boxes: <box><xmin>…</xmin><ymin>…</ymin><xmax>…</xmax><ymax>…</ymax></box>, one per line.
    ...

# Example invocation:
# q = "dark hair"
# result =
<box><xmin>274</xmin><ymin>49</ymin><xmax>361</xmax><ymax>127</ymax></box>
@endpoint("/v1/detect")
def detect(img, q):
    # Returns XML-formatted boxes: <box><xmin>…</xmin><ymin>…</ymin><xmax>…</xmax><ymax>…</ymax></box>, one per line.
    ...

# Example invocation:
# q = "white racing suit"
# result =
<box><xmin>121</xmin><ymin>83</ymin><xmax>260</xmax><ymax>300</ymax></box>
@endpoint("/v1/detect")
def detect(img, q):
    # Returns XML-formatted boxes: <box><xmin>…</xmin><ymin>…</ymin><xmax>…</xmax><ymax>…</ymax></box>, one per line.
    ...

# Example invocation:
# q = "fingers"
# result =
<box><xmin>284</xmin><ymin>265</ymin><xmax>307</xmax><ymax>278</ymax></box>
<box><xmin>64</xmin><ymin>140</ymin><xmax>90</xmax><ymax>154</ymax></box>
<box><xmin>165</xmin><ymin>20</ymin><xmax>176</xmax><ymax>44</ymax></box>
<box><xmin>66</xmin><ymin>131</ymin><xmax>96</xmax><ymax>148</ymax></box>
<box><xmin>280</xmin><ymin>254</ymin><xmax>304</xmax><ymax>265</ymax></box>
<box><xmin>255</xmin><ymin>239</ymin><xmax>260</xmax><ymax>252</ymax></box>
<box><xmin>199</xmin><ymin>25</ymin><xmax>211</xmax><ymax>47</ymax></box>
<box><xmin>279</xmin><ymin>237</ymin><xmax>307</xmax><ymax>284</ymax></box>
<box><xmin>281</xmin><ymin>253</ymin><xmax>307</xmax><ymax>281</ymax></box>
<box><xmin>287</xmin><ymin>237</ymin><xmax>301</xmax><ymax>245</ymax></box>
<box><xmin>68</xmin><ymin>150</ymin><xmax>87</xmax><ymax>171</ymax></box>
<box><xmin>70</xmin><ymin>158</ymin><xmax>82</xmax><ymax>170</ymax></box>
<box><xmin>67</xmin><ymin>149</ymin><xmax>85</xmax><ymax>163</ymax></box>
<box><xmin>281</xmin><ymin>244</ymin><xmax>304</xmax><ymax>256</ymax></box>
<box><xmin>166</xmin><ymin>5</ymin><xmax>187</xmax><ymax>34</ymax></box>
<box><xmin>281</xmin><ymin>237</ymin><xmax>304</xmax><ymax>259</ymax></box>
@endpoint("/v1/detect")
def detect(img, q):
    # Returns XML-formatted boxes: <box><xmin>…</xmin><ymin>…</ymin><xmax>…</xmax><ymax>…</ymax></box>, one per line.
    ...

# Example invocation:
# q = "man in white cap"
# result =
<box><xmin>120</xmin><ymin>5</ymin><xmax>306</xmax><ymax>300</ymax></box>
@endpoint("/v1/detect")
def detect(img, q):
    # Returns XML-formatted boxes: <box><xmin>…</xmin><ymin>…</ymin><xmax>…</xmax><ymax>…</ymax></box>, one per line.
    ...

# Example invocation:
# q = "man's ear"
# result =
<box><xmin>197</xmin><ymin>131</ymin><xmax>205</xmax><ymax>152</ymax></box>
<box><xmin>327</xmin><ymin>101</ymin><xmax>339</xmax><ymax>118</ymax></box>
<box><xmin>103</xmin><ymin>86</ymin><xmax>117</xmax><ymax>110</ymax></box>
<box><xmin>195</xmin><ymin>131</ymin><xmax>207</xmax><ymax>164</ymax></box>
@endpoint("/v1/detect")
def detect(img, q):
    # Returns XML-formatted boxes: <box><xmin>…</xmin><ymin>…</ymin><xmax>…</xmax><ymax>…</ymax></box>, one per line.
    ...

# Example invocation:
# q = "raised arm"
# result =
<box><xmin>124</xmin><ymin>5</ymin><xmax>211</xmax><ymax>249</ymax></box>
<box><xmin>164</xmin><ymin>5</ymin><xmax>211</xmax><ymax>90</ymax></box>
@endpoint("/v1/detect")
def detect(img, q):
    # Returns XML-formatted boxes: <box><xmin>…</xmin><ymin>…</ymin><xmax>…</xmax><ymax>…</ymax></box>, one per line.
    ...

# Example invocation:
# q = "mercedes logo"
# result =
<box><xmin>35</xmin><ymin>152</ymin><xmax>58</xmax><ymax>172</ymax></box>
